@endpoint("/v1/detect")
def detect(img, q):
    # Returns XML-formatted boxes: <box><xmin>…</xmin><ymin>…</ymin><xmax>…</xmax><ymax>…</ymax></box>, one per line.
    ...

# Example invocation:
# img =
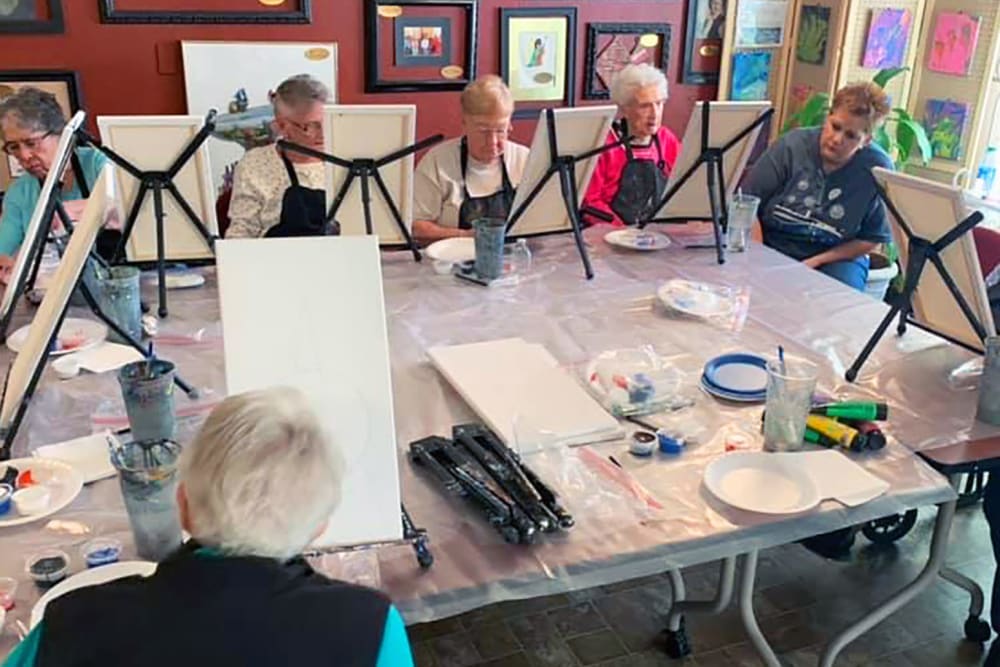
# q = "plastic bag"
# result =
<box><xmin>654</xmin><ymin>278</ymin><xmax>751</xmax><ymax>333</ymax></box>
<box><xmin>584</xmin><ymin>346</ymin><xmax>687</xmax><ymax>417</ymax></box>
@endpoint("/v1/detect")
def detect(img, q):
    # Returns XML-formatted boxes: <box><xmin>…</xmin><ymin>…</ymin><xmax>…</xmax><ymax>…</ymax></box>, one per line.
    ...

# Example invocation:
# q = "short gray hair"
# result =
<box><xmin>179</xmin><ymin>386</ymin><xmax>343</xmax><ymax>560</ymax></box>
<box><xmin>271</xmin><ymin>74</ymin><xmax>331</xmax><ymax>114</ymax></box>
<box><xmin>0</xmin><ymin>87</ymin><xmax>66</xmax><ymax>136</ymax></box>
<box><xmin>610</xmin><ymin>64</ymin><xmax>668</xmax><ymax>108</ymax></box>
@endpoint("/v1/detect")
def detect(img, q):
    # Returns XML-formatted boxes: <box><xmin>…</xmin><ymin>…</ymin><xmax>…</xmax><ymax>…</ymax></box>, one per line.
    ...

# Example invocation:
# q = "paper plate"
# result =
<box><xmin>426</xmin><ymin>237</ymin><xmax>475</xmax><ymax>263</ymax></box>
<box><xmin>6</xmin><ymin>318</ymin><xmax>107</xmax><ymax>356</ymax></box>
<box><xmin>31</xmin><ymin>561</ymin><xmax>157</xmax><ymax>628</ymax></box>
<box><xmin>605</xmin><ymin>229</ymin><xmax>672</xmax><ymax>251</ymax></box>
<box><xmin>700</xmin><ymin>376</ymin><xmax>765</xmax><ymax>403</ymax></box>
<box><xmin>0</xmin><ymin>458</ymin><xmax>84</xmax><ymax>528</ymax></box>
<box><xmin>703</xmin><ymin>353</ymin><xmax>768</xmax><ymax>395</ymax></box>
<box><xmin>704</xmin><ymin>451</ymin><xmax>821</xmax><ymax>514</ymax></box>
<box><xmin>657</xmin><ymin>280</ymin><xmax>732</xmax><ymax>318</ymax></box>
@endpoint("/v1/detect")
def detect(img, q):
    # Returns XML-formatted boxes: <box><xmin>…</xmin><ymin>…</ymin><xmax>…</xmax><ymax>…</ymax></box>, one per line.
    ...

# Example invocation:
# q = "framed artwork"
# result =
<box><xmin>796</xmin><ymin>5</ymin><xmax>830</xmax><ymax>65</ymax></box>
<box><xmin>730</xmin><ymin>51</ymin><xmax>771</xmax><ymax>101</ymax></box>
<box><xmin>927</xmin><ymin>11</ymin><xmax>981</xmax><ymax>77</ymax></box>
<box><xmin>98</xmin><ymin>0</ymin><xmax>311</xmax><ymax>24</ymax></box>
<box><xmin>683</xmin><ymin>0</ymin><xmax>726</xmax><ymax>84</ymax></box>
<box><xmin>500</xmin><ymin>7</ymin><xmax>577</xmax><ymax>119</ymax></box>
<box><xmin>584</xmin><ymin>23</ymin><xmax>671</xmax><ymax>101</ymax></box>
<box><xmin>736</xmin><ymin>0</ymin><xmax>787</xmax><ymax>48</ymax></box>
<box><xmin>924</xmin><ymin>99</ymin><xmax>969</xmax><ymax>161</ymax></box>
<box><xmin>862</xmin><ymin>8</ymin><xmax>912</xmax><ymax>70</ymax></box>
<box><xmin>366</xmin><ymin>0</ymin><xmax>477</xmax><ymax>93</ymax></box>
<box><xmin>0</xmin><ymin>70</ymin><xmax>83</xmax><ymax>193</ymax></box>
<box><xmin>0</xmin><ymin>0</ymin><xmax>62</xmax><ymax>33</ymax></box>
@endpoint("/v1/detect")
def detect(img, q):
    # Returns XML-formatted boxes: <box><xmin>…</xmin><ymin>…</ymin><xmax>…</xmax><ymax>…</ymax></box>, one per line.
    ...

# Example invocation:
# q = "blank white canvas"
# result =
<box><xmin>97</xmin><ymin>115</ymin><xmax>218</xmax><ymax>262</ymax></box>
<box><xmin>182</xmin><ymin>40</ymin><xmax>339</xmax><ymax>190</ymax></box>
<box><xmin>508</xmin><ymin>106</ymin><xmax>616</xmax><ymax>237</ymax></box>
<box><xmin>323</xmin><ymin>105</ymin><xmax>415</xmax><ymax>245</ymax></box>
<box><xmin>653</xmin><ymin>101</ymin><xmax>770</xmax><ymax>220</ymax></box>
<box><xmin>215</xmin><ymin>236</ymin><xmax>402</xmax><ymax>547</ymax></box>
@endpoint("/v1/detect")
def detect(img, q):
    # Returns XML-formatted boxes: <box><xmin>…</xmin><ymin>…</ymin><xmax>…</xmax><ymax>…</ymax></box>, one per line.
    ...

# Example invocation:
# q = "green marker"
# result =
<box><xmin>810</xmin><ymin>401</ymin><xmax>888</xmax><ymax>422</ymax></box>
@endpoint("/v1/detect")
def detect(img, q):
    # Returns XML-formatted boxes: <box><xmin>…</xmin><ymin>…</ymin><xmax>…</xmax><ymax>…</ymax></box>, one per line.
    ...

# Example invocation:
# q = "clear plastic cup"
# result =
<box><xmin>726</xmin><ymin>193</ymin><xmax>760</xmax><ymax>253</ymax></box>
<box><xmin>763</xmin><ymin>356</ymin><xmax>817</xmax><ymax>452</ymax></box>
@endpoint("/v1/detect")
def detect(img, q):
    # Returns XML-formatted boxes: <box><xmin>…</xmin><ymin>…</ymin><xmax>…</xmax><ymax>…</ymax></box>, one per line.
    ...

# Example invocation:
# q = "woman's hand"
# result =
<box><xmin>0</xmin><ymin>255</ymin><xmax>16</xmax><ymax>285</ymax></box>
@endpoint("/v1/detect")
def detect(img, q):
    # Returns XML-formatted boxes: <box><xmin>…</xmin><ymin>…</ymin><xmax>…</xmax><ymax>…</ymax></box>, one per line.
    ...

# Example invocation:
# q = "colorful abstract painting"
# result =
<box><xmin>796</xmin><ymin>5</ymin><xmax>830</xmax><ymax>65</ymax></box>
<box><xmin>927</xmin><ymin>11</ymin><xmax>981</xmax><ymax>76</ymax></box>
<box><xmin>731</xmin><ymin>51</ymin><xmax>771</xmax><ymax>101</ymax></box>
<box><xmin>924</xmin><ymin>99</ymin><xmax>969</xmax><ymax>160</ymax></box>
<box><xmin>862</xmin><ymin>8</ymin><xmax>912</xmax><ymax>69</ymax></box>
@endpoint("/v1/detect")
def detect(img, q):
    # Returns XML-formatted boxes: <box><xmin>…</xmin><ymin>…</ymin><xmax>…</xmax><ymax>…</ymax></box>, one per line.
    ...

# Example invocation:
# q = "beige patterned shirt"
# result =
<box><xmin>226</xmin><ymin>145</ymin><xmax>325</xmax><ymax>238</ymax></box>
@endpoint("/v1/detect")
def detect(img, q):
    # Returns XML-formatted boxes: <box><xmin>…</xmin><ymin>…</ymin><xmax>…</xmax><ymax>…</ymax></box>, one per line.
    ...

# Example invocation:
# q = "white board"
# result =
<box><xmin>97</xmin><ymin>115</ymin><xmax>218</xmax><ymax>262</ymax></box>
<box><xmin>1</xmin><ymin>166</ymin><xmax>113</xmax><ymax>431</ymax></box>
<box><xmin>508</xmin><ymin>106</ymin><xmax>617</xmax><ymax>237</ymax></box>
<box><xmin>653</xmin><ymin>101</ymin><xmax>771</xmax><ymax>220</ymax></box>
<box><xmin>182</xmin><ymin>40</ymin><xmax>339</xmax><ymax>191</ymax></box>
<box><xmin>323</xmin><ymin>105</ymin><xmax>416</xmax><ymax>245</ymax></box>
<box><xmin>0</xmin><ymin>111</ymin><xmax>86</xmax><ymax>333</ymax></box>
<box><xmin>215</xmin><ymin>236</ymin><xmax>402</xmax><ymax>547</ymax></box>
<box><xmin>872</xmin><ymin>167</ymin><xmax>994</xmax><ymax>351</ymax></box>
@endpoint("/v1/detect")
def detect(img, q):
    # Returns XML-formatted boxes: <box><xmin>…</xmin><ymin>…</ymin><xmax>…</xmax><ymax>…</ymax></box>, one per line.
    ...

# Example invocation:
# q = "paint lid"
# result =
<box><xmin>82</xmin><ymin>538</ymin><xmax>123</xmax><ymax>568</ymax></box>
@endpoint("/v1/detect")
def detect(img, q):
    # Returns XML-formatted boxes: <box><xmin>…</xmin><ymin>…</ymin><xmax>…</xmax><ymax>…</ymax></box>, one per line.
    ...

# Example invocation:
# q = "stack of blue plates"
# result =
<box><xmin>700</xmin><ymin>353</ymin><xmax>768</xmax><ymax>403</ymax></box>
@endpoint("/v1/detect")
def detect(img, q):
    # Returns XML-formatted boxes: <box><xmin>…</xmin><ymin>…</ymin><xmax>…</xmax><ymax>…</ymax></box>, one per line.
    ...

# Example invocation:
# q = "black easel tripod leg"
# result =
<box><xmin>371</xmin><ymin>168</ymin><xmax>422</xmax><ymax>261</ymax></box>
<box><xmin>164</xmin><ymin>181</ymin><xmax>216</xmax><ymax>248</ymax></box>
<box><xmin>359</xmin><ymin>172</ymin><xmax>375</xmax><ymax>236</ymax></box>
<box><xmin>152</xmin><ymin>184</ymin><xmax>169</xmax><ymax>318</ymax></box>
<box><xmin>557</xmin><ymin>164</ymin><xmax>594</xmax><ymax>280</ymax></box>
<box><xmin>114</xmin><ymin>181</ymin><xmax>149</xmax><ymax>263</ymax></box>
<box><xmin>846</xmin><ymin>303</ymin><xmax>905</xmax><ymax>382</ymax></box>
<box><xmin>325</xmin><ymin>171</ymin><xmax>356</xmax><ymax>225</ymax></box>
<box><xmin>706</xmin><ymin>156</ymin><xmax>725</xmax><ymax>265</ymax></box>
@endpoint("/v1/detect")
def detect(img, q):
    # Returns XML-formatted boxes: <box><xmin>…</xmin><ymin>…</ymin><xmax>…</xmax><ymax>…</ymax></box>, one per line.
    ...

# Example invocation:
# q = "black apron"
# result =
<box><xmin>457</xmin><ymin>137</ymin><xmax>515</xmax><ymax>229</ymax></box>
<box><xmin>264</xmin><ymin>151</ymin><xmax>340</xmax><ymax>238</ymax></box>
<box><xmin>610</xmin><ymin>134</ymin><xmax>669</xmax><ymax>226</ymax></box>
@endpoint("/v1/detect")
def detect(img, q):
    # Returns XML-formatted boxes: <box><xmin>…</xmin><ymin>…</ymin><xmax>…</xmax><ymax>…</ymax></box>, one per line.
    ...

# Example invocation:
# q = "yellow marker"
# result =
<box><xmin>805</xmin><ymin>415</ymin><xmax>862</xmax><ymax>450</ymax></box>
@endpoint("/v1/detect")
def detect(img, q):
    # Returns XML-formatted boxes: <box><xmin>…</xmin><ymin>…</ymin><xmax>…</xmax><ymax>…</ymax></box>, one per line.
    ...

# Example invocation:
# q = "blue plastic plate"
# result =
<box><xmin>700</xmin><ymin>375</ymin><xmax>766</xmax><ymax>403</ymax></box>
<box><xmin>703</xmin><ymin>353</ymin><xmax>769</xmax><ymax>395</ymax></box>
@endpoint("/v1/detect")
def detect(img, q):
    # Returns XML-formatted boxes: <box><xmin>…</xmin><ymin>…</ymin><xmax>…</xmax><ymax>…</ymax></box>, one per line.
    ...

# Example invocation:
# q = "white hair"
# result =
<box><xmin>271</xmin><ymin>74</ymin><xmax>330</xmax><ymax>115</ymax></box>
<box><xmin>179</xmin><ymin>386</ymin><xmax>343</xmax><ymax>561</ymax></box>
<box><xmin>610</xmin><ymin>64</ymin><xmax>669</xmax><ymax>107</ymax></box>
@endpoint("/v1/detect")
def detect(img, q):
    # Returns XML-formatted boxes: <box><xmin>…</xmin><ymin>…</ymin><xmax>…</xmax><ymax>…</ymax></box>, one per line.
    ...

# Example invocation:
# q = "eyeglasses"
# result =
<box><xmin>472</xmin><ymin>125</ymin><xmax>511</xmax><ymax>139</ymax></box>
<box><xmin>2</xmin><ymin>132</ymin><xmax>53</xmax><ymax>155</ymax></box>
<box><xmin>284</xmin><ymin>119</ymin><xmax>324</xmax><ymax>135</ymax></box>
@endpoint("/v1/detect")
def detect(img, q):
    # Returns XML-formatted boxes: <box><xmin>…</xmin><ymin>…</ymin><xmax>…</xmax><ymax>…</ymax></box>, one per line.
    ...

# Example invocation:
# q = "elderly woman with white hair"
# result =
<box><xmin>4</xmin><ymin>387</ymin><xmax>413</xmax><ymax>667</ymax></box>
<box><xmin>226</xmin><ymin>74</ymin><xmax>337</xmax><ymax>238</ymax></box>
<box><xmin>582</xmin><ymin>64</ymin><xmax>682</xmax><ymax>227</ymax></box>
<box><xmin>411</xmin><ymin>74</ymin><xmax>530</xmax><ymax>244</ymax></box>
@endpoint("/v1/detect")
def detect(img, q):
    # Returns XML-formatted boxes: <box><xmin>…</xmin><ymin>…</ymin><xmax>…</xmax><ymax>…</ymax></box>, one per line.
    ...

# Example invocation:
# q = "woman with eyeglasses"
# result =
<box><xmin>0</xmin><ymin>87</ymin><xmax>106</xmax><ymax>282</ymax></box>
<box><xmin>411</xmin><ymin>75</ymin><xmax>529</xmax><ymax>245</ymax></box>
<box><xmin>225</xmin><ymin>74</ymin><xmax>336</xmax><ymax>239</ymax></box>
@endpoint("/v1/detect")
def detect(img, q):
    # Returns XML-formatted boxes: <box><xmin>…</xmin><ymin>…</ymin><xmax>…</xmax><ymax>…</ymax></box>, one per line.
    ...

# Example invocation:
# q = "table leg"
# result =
<box><xmin>738</xmin><ymin>550</ymin><xmax>781</xmax><ymax>667</ymax></box>
<box><xmin>664</xmin><ymin>558</ymin><xmax>738</xmax><ymax>659</ymax></box>
<box><xmin>666</xmin><ymin>569</ymin><xmax>686</xmax><ymax>632</ymax></box>
<box><xmin>819</xmin><ymin>498</ymin><xmax>957</xmax><ymax>667</ymax></box>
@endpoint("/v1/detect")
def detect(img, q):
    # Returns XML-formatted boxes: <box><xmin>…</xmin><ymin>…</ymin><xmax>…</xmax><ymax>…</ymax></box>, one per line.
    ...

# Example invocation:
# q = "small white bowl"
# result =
<box><xmin>12</xmin><ymin>486</ymin><xmax>52</xmax><ymax>516</ymax></box>
<box><xmin>432</xmin><ymin>260</ymin><xmax>454</xmax><ymax>275</ymax></box>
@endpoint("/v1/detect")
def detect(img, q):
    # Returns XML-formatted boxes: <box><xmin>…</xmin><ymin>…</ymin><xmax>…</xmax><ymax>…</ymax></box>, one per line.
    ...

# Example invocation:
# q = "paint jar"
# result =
<box><xmin>118</xmin><ymin>359</ymin><xmax>176</xmax><ymax>442</ymax></box>
<box><xmin>0</xmin><ymin>577</ymin><xmax>16</xmax><ymax>611</ymax></box>
<box><xmin>82</xmin><ymin>537</ymin><xmax>123</xmax><ymax>568</ymax></box>
<box><xmin>111</xmin><ymin>439</ymin><xmax>183</xmax><ymax>562</ymax></box>
<box><xmin>26</xmin><ymin>549</ymin><xmax>70</xmax><ymax>588</ymax></box>
<box><xmin>473</xmin><ymin>218</ymin><xmax>507</xmax><ymax>280</ymax></box>
<box><xmin>977</xmin><ymin>337</ymin><xmax>1000</xmax><ymax>426</ymax></box>
<box><xmin>726</xmin><ymin>193</ymin><xmax>759</xmax><ymax>253</ymax></box>
<box><xmin>97</xmin><ymin>266</ymin><xmax>142</xmax><ymax>344</ymax></box>
<box><xmin>763</xmin><ymin>356</ymin><xmax>817</xmax><ymax>452</ymax></box>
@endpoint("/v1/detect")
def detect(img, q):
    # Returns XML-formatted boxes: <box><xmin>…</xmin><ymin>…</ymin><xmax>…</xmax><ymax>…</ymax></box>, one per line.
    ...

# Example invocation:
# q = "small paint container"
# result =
<box><xmin>0</xmin><ymin>484</ymin><xmax>12</xmax><ymax>516</ymax></box>
<box><xmin>0</xmin><ymin>577</ymin><xmax>17</xmax><ymax>611</ymax></box>
<box><xmin>656</xmin><ymin>429</ymin><xmax>686</xmax><ymax>455</ymax></box>
<box><xmin>12</xmin><ymin>486</ymin><xmax>51</xmax><ymax>516</ymax></box>
<box><xmin>82</xmin><ymin>538</ymin><xmax>122</xmax><ymax>568</ymax></box>
<box><xmin>629</xmin><ymin>430</ymin><xmax>657</xmax><ymax>457</ymax></box>
<box><xmin>26</xmin><ymin>549</ymin><xmax>70</xmax><ymax>588</ymax></box>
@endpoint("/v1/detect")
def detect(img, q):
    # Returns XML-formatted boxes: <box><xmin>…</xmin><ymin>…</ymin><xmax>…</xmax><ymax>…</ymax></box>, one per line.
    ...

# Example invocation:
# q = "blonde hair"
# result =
<box><xmin>179</xmin><ymin>386</ymin><xmax>343</xmax><ymax>561</ymax></box>
<box><xmin>831</xmin><ymin>82</ymin><xmax>891</xmax><ymax>133</ymax></box>
<box><xmin>460</xmin><ymin>75</ymin><xmax>514</xmax><ymax>117</ymax></box>
<box><xmin>610</xmin><ymin>64</ymin><xmax>668</xmax><ymax>108</ymax></box>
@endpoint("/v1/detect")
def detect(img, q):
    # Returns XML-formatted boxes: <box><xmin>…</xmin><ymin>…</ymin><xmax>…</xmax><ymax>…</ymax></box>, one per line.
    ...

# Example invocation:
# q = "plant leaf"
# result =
<box><xmin>898</xmin><ymin>118</ymin><xmax>932</xmax><ymax>163</ymax></box>
<box><xmin>873</xmin><ymin>67</ymin><xmax>909</xmax><ymax>88</ymax></box>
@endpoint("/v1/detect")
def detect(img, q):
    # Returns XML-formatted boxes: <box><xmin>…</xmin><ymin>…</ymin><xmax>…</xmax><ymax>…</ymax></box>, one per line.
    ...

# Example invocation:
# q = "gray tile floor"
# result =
<box><xmin>408</xmin><ymin>502</ymin><xmax>995</xmax><ymax>666</ymax></box>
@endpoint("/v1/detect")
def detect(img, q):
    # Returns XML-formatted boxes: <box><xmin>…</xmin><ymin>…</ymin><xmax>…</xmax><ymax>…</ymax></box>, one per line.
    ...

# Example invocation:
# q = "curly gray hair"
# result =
<box><xmin>610</xmin><ymin>64</ymin><xmax>668</xmax><ymax>108</ymax></box>
<box><xmin>0</xmin><ymin>87</ymin><xmax>66</xmax><ymax>136</ymax></box>
<box><xmin>270</xmin><ymin>74</ymin><xmax>331</xmax><ymax>115</ymax></box>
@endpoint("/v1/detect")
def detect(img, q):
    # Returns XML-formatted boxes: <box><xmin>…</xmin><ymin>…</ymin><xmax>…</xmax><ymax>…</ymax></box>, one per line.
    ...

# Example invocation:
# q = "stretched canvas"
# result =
<box><xmin>796</xmin><ymin>5</ymin><xmax>830</xmax><ymax>65</ymax></box>
<box><xmin>731</xmin><ymin>51</ymin><xmax>771</xmax><ymax>101</ymax></box>
<box><xmin>862</xmin><ymin>8</ymin><xmax>912</xmax><ymax>69</ymax></box>
<box><xmin>927</xmin><ymin>12</ymin><xmax>981</xmax><ymax>76</ymax></box>
<box><xmin>924</xmin><ymin>99</ymin><xmax>969</xmax><ymax>161</ymax></box>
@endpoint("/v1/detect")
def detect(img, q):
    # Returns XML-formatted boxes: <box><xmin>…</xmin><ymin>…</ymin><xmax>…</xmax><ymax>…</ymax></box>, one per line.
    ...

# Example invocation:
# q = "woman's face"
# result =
<box><xmin>710</xmin><ymin>0</ymin><xmax>724</xmax><ymax>18</ymax></box>
<box><xmin>275</xmin><ymin>100</ymin><xmax>325</xmax><ymax>161</ymax></box>
<box><xmin>462</xmin><ymin>111</ymin><xmax>512</xmax><ymax>163</ymax></box>
<box><xmin>621</xmin><ymin>84</ymin><xmax>666</xmax><ymax>141</ymax></box>
<box><xmin>819</xmin><ymin>108</ymin><xmax>870</xmax><ymax>170</ymax></box>
<box><xmin>1</xmin><ymin>117</ymin><xmax>60</xmax><ymax>179</ymax></box>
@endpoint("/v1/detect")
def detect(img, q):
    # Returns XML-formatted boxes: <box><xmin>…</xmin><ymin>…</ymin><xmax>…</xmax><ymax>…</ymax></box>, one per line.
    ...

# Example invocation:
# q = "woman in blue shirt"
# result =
<box><xmin>0</xmin><ymin>87</ymin><xmax>105</xmax><ymax>282</ymax></box>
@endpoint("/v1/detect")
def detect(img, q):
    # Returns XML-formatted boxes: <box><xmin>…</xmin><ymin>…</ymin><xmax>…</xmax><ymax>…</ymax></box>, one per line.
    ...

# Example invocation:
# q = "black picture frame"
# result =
<box><xmin>98</xmin><ymin>0</ymin><xmax>311</xmax><ymax>24</ymax></box>
<box><xmin>0</xmin><ymin>0</ymin><xmax>64</xmax><ymax>34</ymax></box>
<box><xmin>500</xmin><ymin>7</ymin><xmax>578</xmax><ymax>120</ymax></box>
<box><xmin>683</xmin><ymin>0</ymin><xmax>725</xmax><ymax>84</ymax></box>
<box><xmin>395</xmin><ymin>17</ymin><xmax>452</xmax><ymax>68</ymax></box>
<box><xmin>584</xmin><ymin>22</ymin><xmax>672</xmax><ymax>101</ymax></box>
<box><xmin>366</xmin><ymin>0</ymin><xmax>478</xmax><ymax>93</ymax></box>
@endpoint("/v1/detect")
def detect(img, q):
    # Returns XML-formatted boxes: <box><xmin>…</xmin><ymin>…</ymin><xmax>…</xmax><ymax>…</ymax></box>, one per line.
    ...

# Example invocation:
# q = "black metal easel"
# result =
<box><xmin>643</xmin><ymin>102</ymin><xmax>774</xmax><ymax>265</ymax></box>
<box><xmin>74</xmin><ymin>111</ymin><xmax>219</xmax><ymax>318</ymax></box>
<box><xmin>277</xmin><ymin>133</ymin><xmax>444</xmax><ymax>262</ymax></box>
<box><xmin>845</xmin><ymin>181</ymin><xmax>989</xmax><ymax>382</ymax></box>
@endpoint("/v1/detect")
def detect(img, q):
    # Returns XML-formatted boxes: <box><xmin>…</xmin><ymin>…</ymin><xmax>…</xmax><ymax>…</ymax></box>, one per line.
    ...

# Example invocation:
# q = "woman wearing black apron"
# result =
<box><xmin>456</xmin><ymin>136</ymin><xmax>516</xmax><ymax>229</ymax></box>
<box><xmin>608</xmin><ymin>124</ymin><xmax>670</xmax><ymax>226</ymax></box>
<box><xmin>263</xmin><ymin>150</ymin><xmax>338</xmax><ymax>238</ymax></box>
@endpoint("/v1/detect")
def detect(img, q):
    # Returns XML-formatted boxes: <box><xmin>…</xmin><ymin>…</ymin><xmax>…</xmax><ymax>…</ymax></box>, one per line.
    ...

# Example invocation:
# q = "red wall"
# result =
<box><xmin>0</xmin><ymin>1</ymin><xmax>715</xmax><ymax>146</ymax></box>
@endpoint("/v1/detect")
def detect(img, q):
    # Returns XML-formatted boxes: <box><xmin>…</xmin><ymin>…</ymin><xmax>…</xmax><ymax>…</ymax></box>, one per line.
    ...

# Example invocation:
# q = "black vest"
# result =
<box><xmin>36</xmin><ymin>542</ymin><xmax>391</xmax><ymax>667</ymax></box>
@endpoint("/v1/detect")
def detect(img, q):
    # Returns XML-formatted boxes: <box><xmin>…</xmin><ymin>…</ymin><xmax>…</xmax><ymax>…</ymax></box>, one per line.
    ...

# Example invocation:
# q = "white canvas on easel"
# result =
<box><xmin>322</xmin><ymin>104</ymin><xmax>415</xmax><ymax>245</ymax></box>
<box><xmin>652</xmin><ymin>101</ymin><xmax>771</xmax><ymax>220</ymax></box>
<box><xmin>97</xmin><ymin>115</ymin><xmax>218</xmax><ymax>262</ymax></box>
<box><xmin>507</xmin><ymin>106</ymin><xmax>617</xmax><ymax>237</ymax></box>
<box><xmin>872</xmin><ymin>167</ymin><xmax>994</xmax><ymax>351</ymax></box>
<box><xmin>215</xmin><ymin>236</ymin><xmax>402</xmax><ymax>547</ymax></box>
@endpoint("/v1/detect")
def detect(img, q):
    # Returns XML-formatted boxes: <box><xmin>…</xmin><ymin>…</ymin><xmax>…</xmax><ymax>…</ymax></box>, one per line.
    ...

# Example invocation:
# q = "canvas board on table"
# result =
<box><xmin>872</xmin><ymin>167</ymin><xmax>994</xmax><ymax>352</ymax></box>
<box><xmin>507</xmin><ymin>105</ymin><xmax>616</xmax><ymax>237</ymax></box>
<box><xmin>215</xmin><ymin>236</ymin><xmax>402</xmax><ymax>547</ymax></box>
<box><xmin>181</xmin><ymin>40</ymin><xmax>339</xmax><ymax>192</ymax></box>
<box><xmin>97</xmin><ymin>115</ymin><xmax>218</xmax><ymax>263</ymax></box>
<box><xmin>322</xmin><ymin>104</ymin><xmax>415</xmax><ymax>245</ymax></box>
<box><xmin>652</xmin><ymin>101</ymin><xmax>770</xmax><ymax>221</ymax></box>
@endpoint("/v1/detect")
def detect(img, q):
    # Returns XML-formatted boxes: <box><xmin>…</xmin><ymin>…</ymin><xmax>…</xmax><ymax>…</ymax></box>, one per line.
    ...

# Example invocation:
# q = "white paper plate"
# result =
<box><xmin>6</xmin><ymin>318</ymin><xmax>108</xmax><ymax>356</ymax></box>
<box><xmin>605</xmin><ymin>229</ymin><xmax>672</xmax><ymax>251</ymax></box>
<box><xmin>704</xmin><ymin>452</ymin><xmax>821</xmax><ymax>514</ymax></box>
<box><xmin>31</xmin><ymin>561</ymin><xmax>156</xmax><ymax>628</ymax></box>
<box><xmin>426</xmin><ymin>237</ymin><xmax>475</xmax><ymax>263</ymax></box>
<box><xmin>165</xmin><ymin>273</ymin><xmax>206</xmax><ymax>289</ymax></box>
<box><xmin>657</xmin><ymin>280</ymin><xmax>732</xmax><ymax>318</ymax></box>
<box><xmin>34</xmin><ymin>432</ymin><xmax>117</xmax><ymax>484</ymax></box>
<box><xmin>0</xmin><ymin>458</ymin><xmax>84</xmax><ymax>528</ymax></box>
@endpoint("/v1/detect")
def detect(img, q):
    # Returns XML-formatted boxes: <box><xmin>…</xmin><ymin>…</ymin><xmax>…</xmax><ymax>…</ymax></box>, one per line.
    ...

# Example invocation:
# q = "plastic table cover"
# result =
<box><xmin>0</xmin><ymin>226</ymin><xmax>981</xmax><ymax>651</ymax></box>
